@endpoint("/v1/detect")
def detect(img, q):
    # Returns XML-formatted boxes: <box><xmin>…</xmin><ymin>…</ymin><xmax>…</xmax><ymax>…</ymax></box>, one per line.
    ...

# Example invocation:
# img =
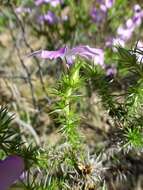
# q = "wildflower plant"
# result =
<box><xmin>1</xmin><ymin>43</ymin><xmax>143</xmax><ymax>189</ymax></box>
<box><xmin>29</xmin><ymin>44</ymin><xmax>142</xmax><ymax>188</ymax></box>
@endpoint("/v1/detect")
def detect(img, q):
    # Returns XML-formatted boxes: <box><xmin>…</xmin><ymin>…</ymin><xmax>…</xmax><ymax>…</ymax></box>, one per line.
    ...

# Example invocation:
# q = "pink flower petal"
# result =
<box><xmin>0</xmin><ymin>155</ymin><xmax>24</xmax><ymax>190</ymax></box>
<box><xmin>29</xmin><ymin>47</ymin><xmax>67</xmax><ymax>59</ymax></box>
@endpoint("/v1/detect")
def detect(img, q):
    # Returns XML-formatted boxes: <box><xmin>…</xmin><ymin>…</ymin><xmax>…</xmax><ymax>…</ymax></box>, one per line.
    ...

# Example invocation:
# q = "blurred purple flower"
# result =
<box><xmin>108</xmin><ymin>4</ymin><xmax>143</xmax><ymax>50</ymax></box>
<box><xmin>126</xmin><ymin>18</ymin><xmax>134</xmax><ymax>28</ymax></box>
<box><xmin>0</xmin><ymin>155</ymin><xmax>24</xmax><ymax>190</ymax></box>
<box><xmin>92</xmin><ymin>48</ymin><xmax>104</xmax><ymax>67</ymax></box>
<box><xmin>38</xmin><ymin>11</ymin><xmax>58</xmax><ymax>24</ymax></box>
<box><xmin>118</xmin><ymin>5</ymin><xmax>143</xmax><ymax>39</ymax></box>
<box><xmin>106</xmin><ymin>65</ymin><xmax>117</xmax><ymax>76</ymax></box>
<box><xmin>117</xmin><ymin>26</ymin><xmax>133</xmax><ymax>41</ymax></box>
<box><xmin>35</xmin><ymin>0</ymin><xmax>62</xmax><ymax>7</ymax></box>
<box><xmin>29</xmin><ymin>45</ymin><xmax>104</xmax><ymax>66</ymax></box>
<box><xmin>90</xmin><ymin>0</ymin><xmax>115</xmax><ymax>23</ymax></box>
<box><xmin>105</xmin><ymin>0</ymin><xmax>115</xmax><ymax>9</ymax></box>
<box><xmin>96</xmin><ymin>0</ymin><xmax>115</xmax><ymax>7</ymax></box>
<box><xmin>49</xmin><ymin>0</ymin><xmax>63</xmax><ymax>7</ymax></box>
<box><xmin>105</xmin><ymin>37</ymin><xmax>114</xmax><ymax>47</ymax></box>
<box><xmin>90</xmin><ymin>7</ymin><xmax>106</xmax><ymax>23</ymax></box>
<box><xmin>133</xmin><ymin>4</ymin><xmax>141</xmax><ymax>12</ymax></box>
<box><xmin>126</xmin><ymin>4</ymin><xmax>143</xmax><ymax>28</ymax></box>
<box><xmin>15</xmin><ymin>7</ymin><xmax>32</xmax><ymax>14</ymax></box>
<box><xmin>35</xmin><ymin>0</ymin><xmax>49</xmax><ymax>6</ymax></box>
<box><xmin>132</xmin><ymin>13</ymin><xmax>143</xmax><ymax>27</ymax></box>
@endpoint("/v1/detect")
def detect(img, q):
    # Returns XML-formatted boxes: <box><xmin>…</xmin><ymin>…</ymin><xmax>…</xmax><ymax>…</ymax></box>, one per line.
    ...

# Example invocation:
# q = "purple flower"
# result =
<box><xmin>117</xmin><ymin>26</ymin><xmax>133</xmax><ymax>41</ymax></box>
<box><xmin>90</xmin><ymin>0</ymin><xmax>115</xmax><ymax>23</ymax></box>
<box><xmin>35</xmin><ymin>0</ymin><xmax>62</xmax><ymax>7</ymax></box>
<box><xmin>119</xmin><ymin>5</ymin><xmax>143</xmax><ymax>38</ymax></box>
<box><xmin>95</xmin><ymin>0</ymin><xmax>115</xmax><ymax>7</ymax></box>
<box><xmin>126</xmin><ymin>18</ymin><xmax>134</xmax><ymax>28</ymax></box>
<box><xmin>30</xmin><ymin>47</ymin><xmax>67</xmax><ymax>59</ymax></box>
<box><xmin>49</xmin><ymin>0</ymin><xmax>63</xmax><ymax>7</ymax></box>
<box><xmin>108</xmin><ymin>4</ymin><xmax>143</xmax><ymax>50</ymax></box>
<box><xmin>0</xmin><ymin>155</ymin><xmax>24</xmax><ymax>190</ymax></box>
<box><xmin>90</xmin><ymin>7</ymin><xmax>106</xmax><ymax>23</ymax></box>
<box><xmin>132</xmin><ymin>13</ymin><xmax>143</xmax><ymax>27</ymax></box>
<box><xmin>29</xmin><ymin>45</ymin><xmax>104</xmax><ymax>66</ymax></box>
<box><xmin>93</xmin><ymin>48</ymin><xmax>104</xmax><ymax>67</ymax></box>
<box><xmin>106</xmin><ymin>35</ymin><xmax>126</xmax><ymax>50</ymax></box>
<box><xmin>35</xmin><ymin>0</ymin><xmax>49</xmax><ymax>6</ymax></box>
<box><xmin>106</xmin><ymin>65</ymin><xmax>117</xmax><ymax>76</ymax></box>
<box><xmin>133</xmin><ymin>4</ymin><xmax>141</xmax><ymax>12</ymax></box>
<box><xmin>15</xmin><ymin>7</ymin><xmax>32</xmax><ymax>14</ymax></box>
<box><xmin>105</xmin><ymin>0</ymin><xmax>115</xmax><ymax>9</ymax></box>
<box><xmin>38</xmin><ymin>11</ymin><xmax>58</xmax><ymax>24</ymax></box>
<box><xmin>132</xmin><ymin>4</ymin><xmax>143</xmax><ymax>26</ymax></box>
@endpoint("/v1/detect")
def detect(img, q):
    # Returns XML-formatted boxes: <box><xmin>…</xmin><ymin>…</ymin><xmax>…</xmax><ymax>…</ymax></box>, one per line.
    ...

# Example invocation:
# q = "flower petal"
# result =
<box><xmin>0</xmin><ymin>155</ymin><xmax>24</xmax><ymax>190</ymax></box>
<box><xmin>69</xmin><ymin>45</ymin><xmax>104</xmax><ymax>66</ymax></box>
<box><xmin>70</xmin><ymin>45</ymin><xmax>99</xmax><ymax>59</ymax></box>
<box><xmin>29</xmin><ymin>47</ymin><xmax>67</xmax><ymax>60</ymax></box>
